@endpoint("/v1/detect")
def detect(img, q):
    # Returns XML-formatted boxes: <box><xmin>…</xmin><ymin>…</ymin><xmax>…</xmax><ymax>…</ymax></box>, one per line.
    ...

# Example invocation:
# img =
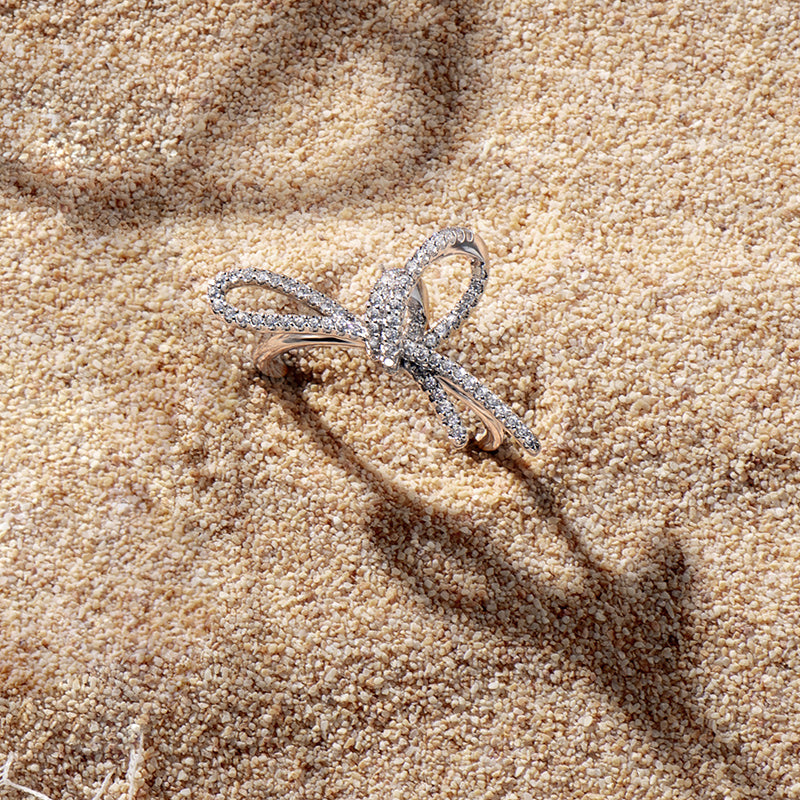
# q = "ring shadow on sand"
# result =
<box><xmin>1</xmin><ymin>0</ymin><xmax>484</xmax><ymax>229</ymax></box>
<box><xmin>246</xmin><ymin>360</ymin><xmax>774</xmax><ymax>798</ymax></box>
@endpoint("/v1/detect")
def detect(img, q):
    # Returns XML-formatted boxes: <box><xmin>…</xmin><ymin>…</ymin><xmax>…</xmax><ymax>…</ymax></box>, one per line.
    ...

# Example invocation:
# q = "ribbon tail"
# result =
<box><xmin>403</xmin><ymin>361</ymin><xmax>468</xmax><ymax>448</ymax></box>
<box><xmin>434</xmin><ymin>357</ymin><xmax>541</xmax><ymax>453</ymax></box>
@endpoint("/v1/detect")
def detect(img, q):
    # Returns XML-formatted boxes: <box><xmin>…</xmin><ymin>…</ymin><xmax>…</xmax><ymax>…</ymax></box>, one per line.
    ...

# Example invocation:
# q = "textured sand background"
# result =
<box><xmin>2</xmin><ymin>1</ymin><xmax>799</xmax><ymax>798</ymax></box>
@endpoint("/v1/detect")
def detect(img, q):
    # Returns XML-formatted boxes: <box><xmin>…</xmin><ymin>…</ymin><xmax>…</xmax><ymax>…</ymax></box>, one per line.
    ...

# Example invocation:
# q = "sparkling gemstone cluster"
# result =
<box><xmin>365</xmin><ymin>268</ymin><xmax>413</xmax><ymax>370</ymax></box>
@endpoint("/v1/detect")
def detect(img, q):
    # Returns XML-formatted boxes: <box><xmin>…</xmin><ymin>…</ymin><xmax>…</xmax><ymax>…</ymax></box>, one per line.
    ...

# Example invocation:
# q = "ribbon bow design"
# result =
<box><xmin>208</xmin><ymin>228</ymin><xmax>539</xmax><ymax>453</ymax></box>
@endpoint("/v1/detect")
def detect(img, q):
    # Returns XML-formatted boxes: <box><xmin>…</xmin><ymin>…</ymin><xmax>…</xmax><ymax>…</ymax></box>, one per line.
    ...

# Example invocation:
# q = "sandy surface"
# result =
<box><xmin>2</xmin><ymin>1</ymin><xmax>799</xmax><ymax>798</ymax></box>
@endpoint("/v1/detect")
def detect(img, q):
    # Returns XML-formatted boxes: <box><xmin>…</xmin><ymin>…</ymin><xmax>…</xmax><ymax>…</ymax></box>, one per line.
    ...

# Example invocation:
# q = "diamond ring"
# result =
<box><xmin>208</xmin><ymin>228</ymin><xmax>540</xmax><ymax>453</ymax></box>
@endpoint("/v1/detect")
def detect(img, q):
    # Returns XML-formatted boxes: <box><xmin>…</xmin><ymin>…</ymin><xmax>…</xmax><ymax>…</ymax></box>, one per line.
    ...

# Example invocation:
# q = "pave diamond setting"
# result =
<box><xmin>208</xmin><ymin>229</ymin><xmax>540</xmax><ymax>454</ymax></box>
<box><xmin>207</xmin><ymin>268</ymin><xmax>367</xmax><ymax>341</ymax></box>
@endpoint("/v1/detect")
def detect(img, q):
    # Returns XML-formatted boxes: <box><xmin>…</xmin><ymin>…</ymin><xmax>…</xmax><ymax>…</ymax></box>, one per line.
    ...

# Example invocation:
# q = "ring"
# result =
<box><xmin>208</xmin><ymin>228</ymin><xmax>540</xmax><ymax>453</ymax></box>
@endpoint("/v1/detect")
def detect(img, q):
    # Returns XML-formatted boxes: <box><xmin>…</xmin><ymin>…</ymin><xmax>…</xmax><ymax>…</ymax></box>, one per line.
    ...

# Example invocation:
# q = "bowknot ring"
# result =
<box><xmin>208</xmin><ymin>228</ymin><xmax>540</xmax><ymax>453</ymax></box>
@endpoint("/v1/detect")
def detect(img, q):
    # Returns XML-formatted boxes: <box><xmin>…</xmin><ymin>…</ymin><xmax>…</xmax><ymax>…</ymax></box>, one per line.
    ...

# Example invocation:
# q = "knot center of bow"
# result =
<box><xmin>364</xmin><ymin>267</ymin><xmax>417</xmax><ymax>372</ymax></box>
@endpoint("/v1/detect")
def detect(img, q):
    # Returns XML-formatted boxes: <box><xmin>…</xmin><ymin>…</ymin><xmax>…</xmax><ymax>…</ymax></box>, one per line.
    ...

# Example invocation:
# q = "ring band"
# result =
<box><xmin>208</xmin><ymin>228</ymin><xmax>540</xmax><ymax>453</ymax></box>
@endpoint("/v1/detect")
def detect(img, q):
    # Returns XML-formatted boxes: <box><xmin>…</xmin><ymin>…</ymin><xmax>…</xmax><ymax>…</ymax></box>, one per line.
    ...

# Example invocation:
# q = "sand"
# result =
<box><xmin>1</xmin><ymin>1</ymin><xmax>799</xmax><ymax>798</ymax></box>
